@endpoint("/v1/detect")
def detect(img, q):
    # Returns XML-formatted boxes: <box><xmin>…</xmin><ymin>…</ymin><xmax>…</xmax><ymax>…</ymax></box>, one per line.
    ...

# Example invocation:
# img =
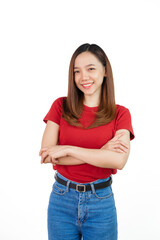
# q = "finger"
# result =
<box><xmin>52</xmin><ymin>161</ymin><xmax>58</xmax><ymax>166</ymax></box>
<box><xmin>52</xmin><ymin>161</ymin><xmax>59</xmax><ymax>165</ymax></box>
<box><xmin>116</xmin><ymin>140</ymin><xmax>129</xmax><ymax>149</ymax></box>
<box><xmin>41</xmin><ymin>157</ymin><xmax>47</xmax><ymax>164</ymax></box>
<box><xmin>42</xmin><ymin>155</ymin><xmax>51</xmax><ymax>164</ymax></box>
<box><xmin>39</xmin><ymin>148</ymin><xmax>48</xmax><ymax>156</ymax></box>
<box><xmin>115</xmin><ymin>148</ymin><xmax>124</xmax><ymax>153</ymax></box>
<box><xmin>41</xmin><ymin>156</ymin><xmax>46</xmax><ymax>164</ymax></box>
<box><xmin>40</xmin><ymin>147</ymin><xmax>48</xmax><ymax>153</ymax></box>
<box><xmin>41</xmin><ymin>151</ymin><xmax>49</xmax><ymax>163</ymax></box>
<box><xmin>112</xmin><ymin>139</ymin><xmax>129</xmax><ymax>149</ymax></box>
<box><xmin>39</xmin><ymin>150</ymin><xmax>42</xmax><ymax>156</ymax></box>
<box><xmin>51</xmin><ymin>157</ymin><xmax>59</xmax><ymax>164</ymax></box>
<box><xmin>41</xmin><ymin>157</ymin><xmax>45</xmax><ymax>164</ymax></box>
<box><xmin>113</xmin><ymin>143</ymin><xmax>128</xmax><ymax>151</ymax></box>
<box><xmin>112</xmin><ymin>132</ymin><xmax>125</xmax><ymax>142</ymax></box>
<box><xmin>43</xmin><ymin>156</ymin><xmax>51</xmax><ymax>164</ymax></box>
<box><xmin>113</xmin><ymin>144</ymin><xmax>128</xmax><ymax>153</ymax></box>
<box><xmin>109</xmin><ymin>147</ymin><xmax>124</xmax><ymax>153</ymax></box>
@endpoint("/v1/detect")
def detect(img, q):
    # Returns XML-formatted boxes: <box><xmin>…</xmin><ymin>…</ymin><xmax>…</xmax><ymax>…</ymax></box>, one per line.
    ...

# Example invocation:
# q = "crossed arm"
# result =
<box><xmin>39</xmin><ymin>121</ymin><xmax>130</xmax><ymax>170</ymax></box>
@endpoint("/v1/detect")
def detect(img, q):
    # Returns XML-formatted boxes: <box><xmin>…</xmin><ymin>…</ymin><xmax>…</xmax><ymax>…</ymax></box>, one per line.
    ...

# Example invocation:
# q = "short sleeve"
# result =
<box><xmin>115</xmin><ymin>105</ymin><xmax>135</xmax><ymax>141</ymax></box>
<box><xmin>43</xmin><ymin>97</ymin><xmax>63</xmax><ymax>125</ymax></box>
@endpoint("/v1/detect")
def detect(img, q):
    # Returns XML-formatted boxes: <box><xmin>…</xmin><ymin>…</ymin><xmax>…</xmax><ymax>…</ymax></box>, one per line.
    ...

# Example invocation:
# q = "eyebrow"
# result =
<box><xmin>74</xmin><ymin>64</ymin><xmax>96</xmax><ymax>69</ymax></box>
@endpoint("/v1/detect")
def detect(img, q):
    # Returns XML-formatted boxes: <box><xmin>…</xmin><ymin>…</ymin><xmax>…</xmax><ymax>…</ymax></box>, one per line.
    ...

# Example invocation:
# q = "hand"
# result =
<box><xmin>39</xmin><ymin>145</ymin><xmax>70</xmax><ymax>164</ymax></box>
<box><xmin>101</xmin><ymin>132</ymin><xmax>129</xmax><ymax>153</ymax></box>
<box><xmin>39</xmin><ymin>151</ymin><xmax>58</xmax><ymax>165</ymax></box>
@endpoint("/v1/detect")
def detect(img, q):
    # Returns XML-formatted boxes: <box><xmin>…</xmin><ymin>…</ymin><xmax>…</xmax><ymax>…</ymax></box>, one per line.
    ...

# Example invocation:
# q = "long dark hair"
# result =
<box><xmin>62</xmin><ymin>43</ymin><xmax>117</xmax><ymax>129</ymax></box>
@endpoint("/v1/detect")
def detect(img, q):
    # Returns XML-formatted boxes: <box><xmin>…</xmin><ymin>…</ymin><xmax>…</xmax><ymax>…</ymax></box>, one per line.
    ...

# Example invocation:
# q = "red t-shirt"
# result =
<box><xmin>43</xmin><ymin>97</ymin><xmax>135</xmax><ymax>183</ymax></box>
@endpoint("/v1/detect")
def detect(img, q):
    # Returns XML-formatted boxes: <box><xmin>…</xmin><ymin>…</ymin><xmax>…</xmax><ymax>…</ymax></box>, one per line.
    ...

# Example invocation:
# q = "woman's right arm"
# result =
<box><xmin>40</xmin><ymin>121</ymin><xmax>127</xmax><ymax>165</ymax></box>
<box><xmin>40</xmin><ymin>120</ymin><xmax>84</xmax><ymax>165</ymax></box>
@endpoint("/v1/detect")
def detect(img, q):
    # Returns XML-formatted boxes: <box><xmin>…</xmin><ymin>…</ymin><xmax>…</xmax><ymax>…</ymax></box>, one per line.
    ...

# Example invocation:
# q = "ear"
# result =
<box><xmin>104</xmin><ymin>71</ymin><xmax>107</xmax><ymax>77</ymax></box>
<box><xmin>103</xmin><ymin>67</ymin><xmax>107</xmax><ymax>77</ymax></box>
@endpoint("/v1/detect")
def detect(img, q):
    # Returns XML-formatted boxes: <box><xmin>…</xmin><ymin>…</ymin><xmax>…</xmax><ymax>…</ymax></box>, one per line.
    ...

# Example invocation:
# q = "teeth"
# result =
<box><xmin>82</xmin><ymin>82</ymin><xmax>93</xmax><ymax>86</ymax></box>
<box><xmin>83</xmin><ymin>84</ymin><xmax>92</xmax><ymax>86</ymax></box>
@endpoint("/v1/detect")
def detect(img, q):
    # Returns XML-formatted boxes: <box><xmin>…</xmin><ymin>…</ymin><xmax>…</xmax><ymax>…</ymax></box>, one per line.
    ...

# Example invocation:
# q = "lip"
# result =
<box><xmin>81</xmin><ymin>82</ymin><xmax>94</xmax><ymax>89</ymax></box>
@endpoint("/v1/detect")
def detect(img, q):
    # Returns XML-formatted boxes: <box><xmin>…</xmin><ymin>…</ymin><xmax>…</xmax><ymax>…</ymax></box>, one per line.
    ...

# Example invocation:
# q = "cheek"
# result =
<box><xmin>74</xmin><ymin>75</ymin><xmax>80</xmax><ymax>85</ymax></box>
<box><xmin>93</xmin><ymin>73</ymin><xmax>103</xmax><ymax>83</ymax></box>
<box><xmin>74</xmin><ymin>78</ymin><xmax>79</xmax><ymax>89</ymax></box>
<box><xmin>97</xmin><ymin>73</ymin><xmax>105</xmax><ymax>83</ymax></box>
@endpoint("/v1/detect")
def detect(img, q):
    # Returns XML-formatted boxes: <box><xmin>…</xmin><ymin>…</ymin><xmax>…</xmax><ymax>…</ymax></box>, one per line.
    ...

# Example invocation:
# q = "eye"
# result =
<box><xmin>74</xmin><ymin>70</ymin><xmax>80</xmax><ymax>74</ymax></box>
<box><xmin>89</xmin><ymin>68</ymin><xmax>95</xmax><ymax>71</ymax></box>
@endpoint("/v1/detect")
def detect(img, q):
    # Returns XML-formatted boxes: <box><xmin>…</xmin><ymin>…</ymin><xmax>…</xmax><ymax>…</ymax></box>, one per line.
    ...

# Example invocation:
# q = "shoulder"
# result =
<box><xmin>116</xmin><ymin>104</ymin><xmax>129</xmax><ymax>112</ymax></box>
<box><xmin>48</xmin><ymin>96</ymin><xmax>67</xmax><ymax>115</ymax></box>
<box><xmin>54</xmin><ymin>96</ymin><xmax>67</xmax><ymax>104</ymax></box>
<box><xmin>115</xmin><ymin>104</ymin><xmax>135</xmax><ymax>140</ymax></box>
<box><xmin>52</xmin><ymin>96</ymin><xmax>67</xmax><ymax>108</ymax></box>
<box><xmin>115</xmin><ymin>104</ymin><xmax>132</xmax><ymax>122</ymax></box>
<box><xmin>115</xmin><ymin>104</ymin><xmax>130</xmax><ymax>117</ymax></box>
<box><xmin>43</xmin><ymin>97</ymin><xmax>67</xmax><ymax>124</ymax></box>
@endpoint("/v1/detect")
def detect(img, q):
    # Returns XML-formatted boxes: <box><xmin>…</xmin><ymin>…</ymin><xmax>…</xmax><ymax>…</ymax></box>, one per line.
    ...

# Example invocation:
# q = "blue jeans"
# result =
<box><xmin>48</xmin><ymin>172</ymin><xmax>118</xmax><ymax>240</ymax></box>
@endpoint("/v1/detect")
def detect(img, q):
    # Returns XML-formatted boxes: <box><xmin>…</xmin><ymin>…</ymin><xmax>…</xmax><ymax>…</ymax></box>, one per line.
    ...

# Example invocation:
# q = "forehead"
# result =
<box><xmin>74</xmin><ymin>52</ymin><xmax>102</xmax><ymax>68</ymax></box>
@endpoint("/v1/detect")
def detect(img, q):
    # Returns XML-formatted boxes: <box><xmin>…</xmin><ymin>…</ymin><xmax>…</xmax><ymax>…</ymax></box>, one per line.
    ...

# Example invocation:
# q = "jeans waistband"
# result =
<box><xmin>55</xmin><ymin>172</ymin><xmax>111</xmax><ymax>185</ymax></box>
<box><xmin>55</xmin><ymin>172</ymin><xmax>112</xmax><ymax>193</ymax></box>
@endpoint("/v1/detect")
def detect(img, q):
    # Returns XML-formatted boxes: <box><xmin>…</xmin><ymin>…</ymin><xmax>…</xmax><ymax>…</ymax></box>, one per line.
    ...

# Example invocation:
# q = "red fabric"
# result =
<box><xmin>43</xmin><ymin>97</ymin><xmax>135</xmax><ymax>183</ymax></box>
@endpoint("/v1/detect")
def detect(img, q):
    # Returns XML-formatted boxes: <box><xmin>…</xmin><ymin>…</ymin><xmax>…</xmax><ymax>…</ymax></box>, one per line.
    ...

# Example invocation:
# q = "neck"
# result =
<box><xmin>83</xmin><ymin>95</ymin><xmax>100</xmax><ymax>107</ymax></box>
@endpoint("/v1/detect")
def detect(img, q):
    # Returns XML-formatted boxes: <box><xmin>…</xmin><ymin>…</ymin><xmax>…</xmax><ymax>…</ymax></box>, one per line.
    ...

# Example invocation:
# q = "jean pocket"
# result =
<box><xmin>94</xmin><ymin>186</ymin><xmax>113</xmax><ymax>199</ymax></box>
<box><xmin>52</xmin><ymin>181</ymin><xmax>68</xmax><ymax>196</ymax></box>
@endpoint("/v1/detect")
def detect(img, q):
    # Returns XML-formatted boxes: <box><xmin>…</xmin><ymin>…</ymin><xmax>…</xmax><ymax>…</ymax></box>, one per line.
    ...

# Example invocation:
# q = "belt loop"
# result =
<box><xmin>54</xmin><ymin>171</ymin><xmax>57</xmax><ymax>180</ymax></box>
<box><xmin>90</xmin><ymin>183</ymin><xmax>96</xmax><ymax>194</ymax></box>
<box><xmin>66</xmin><ymin>179</ymin><xmax>70</xmax><ymax>192</ymax></box>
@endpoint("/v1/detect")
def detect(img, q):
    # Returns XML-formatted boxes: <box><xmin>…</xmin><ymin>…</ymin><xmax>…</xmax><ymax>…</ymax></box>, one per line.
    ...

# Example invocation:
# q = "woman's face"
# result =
<box><xmin>74</xmin><ymin>52</ymin><xmax>106</xmax><ymax>99</ymax></box>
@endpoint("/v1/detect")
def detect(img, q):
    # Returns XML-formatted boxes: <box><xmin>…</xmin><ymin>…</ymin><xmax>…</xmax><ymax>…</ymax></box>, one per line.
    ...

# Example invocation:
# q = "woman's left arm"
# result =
<box><xmin>40</xmin><ymin>129</ymin><xmax>130</xmax><ymax>170</ymax></box>
<box><xmin>68</xmin><ymin>129</ymin><xmax>130</xmax><ymax>170</ymax></box>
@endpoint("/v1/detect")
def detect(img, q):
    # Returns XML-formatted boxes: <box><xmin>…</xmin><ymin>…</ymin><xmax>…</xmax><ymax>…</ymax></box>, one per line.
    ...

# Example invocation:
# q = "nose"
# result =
<box><xmin>81</xmin><ymin>71</ymin><xmax>89</xmax><ymax>81</ymax></box>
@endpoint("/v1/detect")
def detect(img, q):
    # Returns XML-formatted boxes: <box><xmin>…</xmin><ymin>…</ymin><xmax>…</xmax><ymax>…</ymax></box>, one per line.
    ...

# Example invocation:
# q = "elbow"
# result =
<box><xmin>117</xmin><ymin>162</ymin><xmax>125</xmax><ymax>170</ymax></box>
<box><xmin>117</xmin><ymin>154</ymin><xmax>129</xmax><ymax>170</ymax></box>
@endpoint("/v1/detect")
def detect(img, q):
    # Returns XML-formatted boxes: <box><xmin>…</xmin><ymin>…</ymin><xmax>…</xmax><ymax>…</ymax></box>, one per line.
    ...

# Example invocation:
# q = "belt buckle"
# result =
<box><xmin>76</xmin><ymin>184</ymin><xmax>86</xmax><ymax>192</ymax></box>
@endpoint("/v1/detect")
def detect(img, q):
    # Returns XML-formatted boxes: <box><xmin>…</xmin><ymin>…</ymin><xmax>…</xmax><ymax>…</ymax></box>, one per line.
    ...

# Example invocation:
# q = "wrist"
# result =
<box><xmin>67</xmin><ymin>146</ymin><xmax>85</xmax><ymax>163</ymax></box>
<box><xmin>67</xmin><ymin>146</ymin><xmax>76</xmax><ymax>156</ymax></box>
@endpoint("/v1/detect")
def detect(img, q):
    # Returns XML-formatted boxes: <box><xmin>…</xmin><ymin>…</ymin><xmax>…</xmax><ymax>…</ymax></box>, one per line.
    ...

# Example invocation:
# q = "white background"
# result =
<box><xmin>0</xmin><ymin>0</ymin><xmax>160</xmax><ymax>239</ymax></box>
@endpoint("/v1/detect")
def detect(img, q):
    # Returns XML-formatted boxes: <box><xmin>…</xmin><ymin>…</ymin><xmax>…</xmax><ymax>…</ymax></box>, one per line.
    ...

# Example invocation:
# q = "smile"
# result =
<box><xmin>81</xmin><ymin>82</ymin><xmax>94</xmax><ymax>89</ymax></box>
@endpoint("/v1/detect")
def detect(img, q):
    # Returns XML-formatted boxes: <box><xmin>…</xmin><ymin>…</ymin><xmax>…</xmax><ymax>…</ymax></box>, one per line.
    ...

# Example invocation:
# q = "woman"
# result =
<box><xmin>39</xmin><ymin>43</ymin><xmax>135</xmax><ymax>240</ymax></box>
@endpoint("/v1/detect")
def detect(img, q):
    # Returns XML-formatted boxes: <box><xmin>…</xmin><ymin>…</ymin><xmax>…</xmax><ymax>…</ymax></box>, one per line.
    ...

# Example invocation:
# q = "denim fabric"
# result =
<box><xmin>48</xmin><ymin>172</ymin><xmax>118</xmax><ymax>240</ymax></box>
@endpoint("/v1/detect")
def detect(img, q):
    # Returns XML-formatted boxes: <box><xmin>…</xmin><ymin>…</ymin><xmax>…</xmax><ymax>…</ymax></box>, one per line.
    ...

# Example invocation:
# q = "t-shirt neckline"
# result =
<box><xmin>83</xmin><ymin>104</ymin><xmax>99</xmax><ymax>112</ymax></box>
